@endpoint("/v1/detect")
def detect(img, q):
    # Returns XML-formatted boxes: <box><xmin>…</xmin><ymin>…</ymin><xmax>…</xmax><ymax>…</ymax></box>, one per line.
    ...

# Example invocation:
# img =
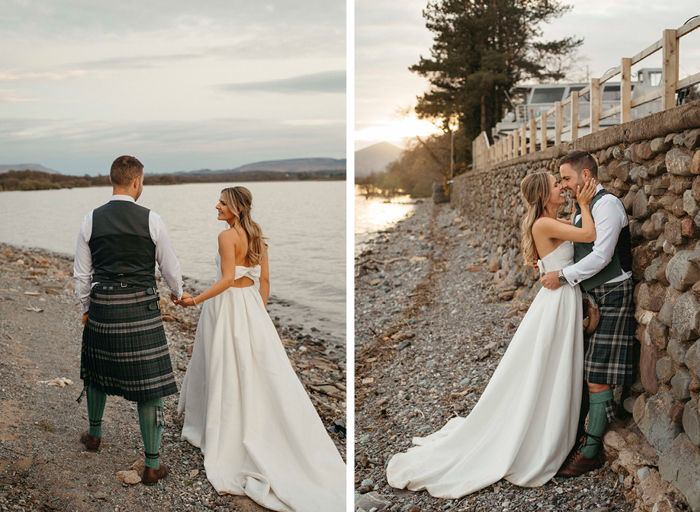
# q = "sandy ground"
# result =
<box><xmin>0</xmin><ymin>244</ymin><xmax>345</xmax><ymax>512</ymax></box>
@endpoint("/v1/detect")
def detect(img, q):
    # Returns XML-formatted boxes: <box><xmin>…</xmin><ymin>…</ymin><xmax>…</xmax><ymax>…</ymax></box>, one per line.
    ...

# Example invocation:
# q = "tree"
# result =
<box><xmin>411</xmin><ymin>0</ymin><xmax>582</xmax><ymax>165</ymax></box>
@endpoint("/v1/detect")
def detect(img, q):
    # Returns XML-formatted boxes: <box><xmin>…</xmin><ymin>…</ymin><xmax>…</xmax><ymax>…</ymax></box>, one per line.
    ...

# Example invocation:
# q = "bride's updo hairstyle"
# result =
<box><xmin>519</xmin><ymin>172</ymin><xmax>551</xmax><ymax>267</ymax></box>
<box><xmin>221</xmin><ymin>186</ymin><xmax>267</xmax><ymax>266</ymax></box>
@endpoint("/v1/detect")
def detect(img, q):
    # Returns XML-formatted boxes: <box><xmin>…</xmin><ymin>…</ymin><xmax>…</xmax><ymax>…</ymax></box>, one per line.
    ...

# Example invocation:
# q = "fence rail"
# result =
<box><xmin>471</xmin><ymin>17</ymin><xmax>700</xmax><ymax>170</ymax></box>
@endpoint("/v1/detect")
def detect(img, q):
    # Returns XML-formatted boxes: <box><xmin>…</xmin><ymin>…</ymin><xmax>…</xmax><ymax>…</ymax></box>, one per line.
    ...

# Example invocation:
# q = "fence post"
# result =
<box><xmin>662</xmin><ymin>29</ymin><xmax>679</xmax><ymax>110</ymax></box>
<box><xmin>529</xmin><ymin>117</ymin><xmax>537</xmax><ymax>153</ymax></box>
<box><xmin>510</xmin><ymin>133</ymin><xmax>515</xmax><ymax>159</ymax></box>
<box><xmin>520</xmin><ymin>124</ymin><xmax>527</xmax><ymax>155</ymax></box>
<box><xmin>571</xmin><ymin>91</ymin><xmax>579</xmax><ymax>140</ymax></box>
<box><xmin>541</xmin><ymin>112</ymin><xmax>548</xmax><ymax>150</ymax></box>
<box><xmin>621</xmin><ymin>58</ymin><xmax>632</xmax><ymax>123</ymax></box>
<box><xmin>555</xmin><ymin>101</ymin><xmax>563</xmax><ymax>146</ymax></box>
<box><xmin>513</xmin><ymin>128</ymin><xmax>520</xmax><ymax>157</ymax></box>
<box><xmin>591</xmin><ymin>78</ymin><xmax>601</xmax><ymax>133</ymax></box>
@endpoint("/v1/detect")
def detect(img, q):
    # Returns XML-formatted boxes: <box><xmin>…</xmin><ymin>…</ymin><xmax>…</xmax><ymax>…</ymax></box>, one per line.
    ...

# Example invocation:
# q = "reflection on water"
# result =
<box><xmin>0</xmin><ymin>181</ymin><xmax>345</xmax><ymax>338</ymax></box>
<box><xmin>355</xmin><ymin>187</ymin><xmax>416</xmax><ymax>253</ymax></box>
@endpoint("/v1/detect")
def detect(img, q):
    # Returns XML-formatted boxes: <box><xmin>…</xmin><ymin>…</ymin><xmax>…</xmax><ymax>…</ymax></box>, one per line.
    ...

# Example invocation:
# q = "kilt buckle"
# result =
<box><xmin>120</xmin><ymin>282</ymin><xmax>128</xmax><ymax>288</ymax></box>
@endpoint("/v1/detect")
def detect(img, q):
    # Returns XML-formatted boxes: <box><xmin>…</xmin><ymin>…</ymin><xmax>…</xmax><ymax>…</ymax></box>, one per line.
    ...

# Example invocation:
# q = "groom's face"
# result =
<box><xmin>559</xmin><ymin>163</ymin><xmax>584</xmax><ymax>199</ymax></box>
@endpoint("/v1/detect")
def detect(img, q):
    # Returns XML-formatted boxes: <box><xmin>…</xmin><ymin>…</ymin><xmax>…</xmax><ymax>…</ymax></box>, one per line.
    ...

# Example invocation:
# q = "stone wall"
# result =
<box><xmin>452</xmin><ymin>101</ymin><xmax>700</xmax><ymax>511</ymax></box>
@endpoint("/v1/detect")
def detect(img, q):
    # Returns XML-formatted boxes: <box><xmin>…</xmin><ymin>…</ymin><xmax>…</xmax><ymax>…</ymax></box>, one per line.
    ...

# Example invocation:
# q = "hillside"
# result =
<box><xmin>0</xmin><ymin>164</ymin><xmax>59</xmax><ymax>174</ymax></box>
<box><xmin>181</xmin><ymin>158</ymin><xmax>346</xmax><ymax>176</ymax></box>
<box><xmin>355</xmin><ymin>142</ymin><xmax>402</xmax><ymax>178</ymax></box>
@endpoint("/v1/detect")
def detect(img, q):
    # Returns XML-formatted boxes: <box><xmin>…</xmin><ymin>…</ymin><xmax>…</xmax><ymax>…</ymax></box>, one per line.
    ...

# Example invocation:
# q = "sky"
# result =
<box><xmin>355</xmin><ymin>0</ymin><xmax>700</xmax><ymax>150</ymax></box>
<box><xmin>0</xmin><ymin>0</ymin><xmax>345</xmax><ymax>175</ymax></box>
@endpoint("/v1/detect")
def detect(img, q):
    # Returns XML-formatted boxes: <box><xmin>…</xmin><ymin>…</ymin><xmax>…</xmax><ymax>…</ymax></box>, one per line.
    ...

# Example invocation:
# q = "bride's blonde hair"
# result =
<box><xmin>221</xmin><ymin>186</ymin><xmax>267</xmax><ymax>266</ymax></box>
<box><xmin>519</xmin><ymin>172</ymin><xmax>551</xmax><ymax>266</ymax></box>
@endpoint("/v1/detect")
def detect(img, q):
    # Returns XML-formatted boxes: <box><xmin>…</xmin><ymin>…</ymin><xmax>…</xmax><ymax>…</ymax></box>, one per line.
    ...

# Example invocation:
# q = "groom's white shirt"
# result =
<box><xmin>561</xmin><ymin>183</ymin><xmax>633</xmax><ymax>287</ymax></box>
<box><xmin>73</xmin><ymin>195</ymin><xmax>183</xmax><ymax>314</ymax></box>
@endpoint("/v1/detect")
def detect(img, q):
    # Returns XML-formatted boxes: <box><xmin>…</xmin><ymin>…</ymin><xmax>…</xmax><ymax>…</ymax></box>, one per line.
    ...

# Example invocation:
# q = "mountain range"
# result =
<box><xmin>0</xmin><ymin>164</ymin><xmax>59</xmax><ymax>174</ymax></box>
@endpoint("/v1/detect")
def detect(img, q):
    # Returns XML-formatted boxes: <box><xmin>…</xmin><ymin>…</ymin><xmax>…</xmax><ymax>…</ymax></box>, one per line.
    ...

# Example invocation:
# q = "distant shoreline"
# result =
<box><xmin>0</xmin><ymin>169</ymin><xmax>345</xmax><ymax>192</ymax></box>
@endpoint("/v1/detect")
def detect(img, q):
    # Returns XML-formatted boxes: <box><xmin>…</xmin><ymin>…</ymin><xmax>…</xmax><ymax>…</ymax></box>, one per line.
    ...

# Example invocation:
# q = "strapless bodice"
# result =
<box><xmin>215</xmin><ymin>253</ymin><xmax>261</xmax><ymax>286</ymax></box>
<box><xmin>539</xmin><ymin>241</ymin><xmax>574</xmax><ymax>274</ymax></box>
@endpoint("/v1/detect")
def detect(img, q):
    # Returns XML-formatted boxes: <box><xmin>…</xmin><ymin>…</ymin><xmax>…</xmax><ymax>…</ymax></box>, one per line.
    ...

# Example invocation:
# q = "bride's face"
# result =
<box><xmin>546</xmin><ymin>174</ymin><xmax>565</xmax><ymax>208</ymax></box>
<box><xmin>216</xmin><ymin>194</ymin><xmax>237</xmax><ymax>224</ymax></box>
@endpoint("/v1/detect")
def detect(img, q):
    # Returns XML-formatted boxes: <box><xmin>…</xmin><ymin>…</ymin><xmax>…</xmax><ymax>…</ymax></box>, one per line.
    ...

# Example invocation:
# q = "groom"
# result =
<box><xmin>540</xmin><ymin>150</ymin><xmax>635</xmax><ymax>477</ymax></box>
<box><xmin>73</xmin><ymin>155</ymin><xmax>191</xmax><ymax>485</ymax></box>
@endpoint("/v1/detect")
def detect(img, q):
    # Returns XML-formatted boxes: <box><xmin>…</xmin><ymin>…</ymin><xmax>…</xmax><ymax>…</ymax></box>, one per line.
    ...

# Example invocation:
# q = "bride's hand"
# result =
<box><xmin>577</xmin><ymin>178</ymin><xmax>597</xmax><ymax>207</ymax></box>
<box><xmin>179</xmin><ymin>296</ymin><xmax>196</xmax><ymax>307</ymax></box>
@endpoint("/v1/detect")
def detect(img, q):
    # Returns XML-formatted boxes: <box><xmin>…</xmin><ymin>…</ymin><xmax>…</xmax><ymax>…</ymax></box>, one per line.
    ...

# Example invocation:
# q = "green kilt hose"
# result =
<box><xmin>583</xmin><ymin>278</ymin><xmax>635</xmax><ymax>388</ymax></box>
<box><xmin>81</xmin><ymin>284</ymin><xmax>178</xmax><ymax>403</ymax></box>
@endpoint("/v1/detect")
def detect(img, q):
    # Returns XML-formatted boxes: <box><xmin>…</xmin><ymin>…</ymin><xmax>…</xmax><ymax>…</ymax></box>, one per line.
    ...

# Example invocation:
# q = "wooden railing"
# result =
<box><xmin>472</xmin><ymin>17</ymin><xmax>700</xmax><ymax>170</ymax></box>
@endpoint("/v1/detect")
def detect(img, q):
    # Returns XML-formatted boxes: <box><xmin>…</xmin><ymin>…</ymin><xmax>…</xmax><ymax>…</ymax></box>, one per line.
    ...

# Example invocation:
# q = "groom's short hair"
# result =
<box><xmin>110</xmin><ymin>155</ymin><xmax>144</xmax><ymax>187</ymax></box>
<box><xmin>559</xmin><ymin>150</ymin><xmax>598</xmax><ymax>178</ymax></box>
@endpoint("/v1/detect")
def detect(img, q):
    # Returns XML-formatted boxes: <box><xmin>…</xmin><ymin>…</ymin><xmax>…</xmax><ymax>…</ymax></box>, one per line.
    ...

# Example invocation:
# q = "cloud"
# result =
<box><xmin>76</xmin><ymin>53</ymin><xmax>202</xmax><ymax>70</ymax></box>
<box><xmin>0</xmin><ymin>70</ymin><xmax>86</xmax><ymax>82</ymax></box>
<box><xmin>220</xmin><ymin>71</ymin><xmax>346</xmax><ymax>94</ymax></box>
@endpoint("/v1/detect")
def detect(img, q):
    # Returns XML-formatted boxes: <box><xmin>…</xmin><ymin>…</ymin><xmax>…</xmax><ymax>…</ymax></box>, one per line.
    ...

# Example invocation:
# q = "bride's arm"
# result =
<box><xmin>259</xmin><ymin>246</ymin><xmax>270</xmax><ymax>307</ymax></box>
<box><xmin>181</xmin><ymin>231</ymin><xmax>238</xmax><ymax>306</ymax></box>
<box><xmin>532</xmin><ymin>180</ymin><xmax>597</xmax><ymax>243</ymax></box>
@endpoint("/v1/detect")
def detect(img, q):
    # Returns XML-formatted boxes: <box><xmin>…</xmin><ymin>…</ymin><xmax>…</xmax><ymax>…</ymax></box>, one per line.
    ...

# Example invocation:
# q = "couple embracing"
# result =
<box><xmin>73</xmin><ymin>156</ymin><xmax>345</xmax><ymax>512</ymax></box>
<box><xmin>387</xmin><ymin>150</ymin><xmax>635</xmax><ymax>496</ymax></box>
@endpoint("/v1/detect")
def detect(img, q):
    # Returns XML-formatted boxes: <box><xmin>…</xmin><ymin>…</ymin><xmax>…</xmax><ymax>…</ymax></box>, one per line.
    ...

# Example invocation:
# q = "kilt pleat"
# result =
<box><xmin>81</xmin><ymin>284</ymin><xmax>178</xmax><ymax>402</ymax></box>
<box><xmin>583</xmin><ymin>278</ymin><xmax>636</xmax><ymax>385</ymax></box>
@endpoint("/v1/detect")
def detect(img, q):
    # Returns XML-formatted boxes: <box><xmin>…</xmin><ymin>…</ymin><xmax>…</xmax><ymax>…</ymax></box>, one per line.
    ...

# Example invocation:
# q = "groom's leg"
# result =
<box><xmin>138</xmin><ymin>398</ymin><xmax>164</xmax><ymax>469</ymax></box>
<box><xmin>87</xmin><ymin>386</ymin><xmax>107</xmax><ymax>438</ymax></box>
<box><xmin>581</xmin><ymin>382</ymin><xmax>613</xmax><ymax>458</ymax></box>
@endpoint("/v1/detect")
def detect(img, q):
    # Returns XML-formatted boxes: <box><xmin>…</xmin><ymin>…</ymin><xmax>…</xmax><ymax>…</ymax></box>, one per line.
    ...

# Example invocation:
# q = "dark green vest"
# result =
<box><xmin>573</xmin><ymin>189</ymin><xmax>632</xmax><ymax>291</ymax></box>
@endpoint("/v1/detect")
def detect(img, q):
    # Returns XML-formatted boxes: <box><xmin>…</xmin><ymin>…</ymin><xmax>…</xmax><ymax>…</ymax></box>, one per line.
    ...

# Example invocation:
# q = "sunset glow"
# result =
<box><xmin>355</xmin><ymin>113</ymin><xmax>442</xmax><ymax>148</ymax></box>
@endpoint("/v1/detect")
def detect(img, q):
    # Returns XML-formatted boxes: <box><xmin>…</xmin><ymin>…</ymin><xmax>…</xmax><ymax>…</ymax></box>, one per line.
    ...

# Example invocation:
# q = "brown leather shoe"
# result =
<box><xmin>556</xmin><ymin>448</ymin><xmax>603</xmax><ymax>477</ymax></box>
<box><xmin>142</xmin><ymin>463</ymin><xmax>169</xmax><ymax>486</ymax></box>
<box><xmin>80</xmin><ymin>431</ymin><xmax>101</xmax><ymax>452</ymax></box>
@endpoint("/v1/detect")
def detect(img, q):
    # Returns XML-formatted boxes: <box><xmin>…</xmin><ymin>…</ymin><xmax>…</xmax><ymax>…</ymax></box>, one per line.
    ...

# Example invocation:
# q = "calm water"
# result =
<box><xmin>354</xmin><ymin>186</ymin><xmax>416</xmax><ymax>254</ymax></box>
<box><xmin>0</xmin><ymin>181</ymin><xmax>345</xmax><ymax>338</ymax></box>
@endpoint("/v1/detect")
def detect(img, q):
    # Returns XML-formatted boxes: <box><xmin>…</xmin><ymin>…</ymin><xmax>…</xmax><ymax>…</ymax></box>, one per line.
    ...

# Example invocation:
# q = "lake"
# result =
<box><xmin>0</xmin><ymin>181</ymin><xmax>345</xmax><ymax>340</ymax></box>
<box><xmin>354</xmin><ymin>186</ymin><xmax>417</xmax><ymax>255</ymax></box>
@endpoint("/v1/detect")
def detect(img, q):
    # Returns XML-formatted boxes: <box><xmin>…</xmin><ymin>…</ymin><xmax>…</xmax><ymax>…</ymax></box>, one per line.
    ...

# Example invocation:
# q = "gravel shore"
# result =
<box><xmin>0</xmin><ymin>243</ymin><xmax>345</xmax><ymax>512</ymax></box>
<box><xmin>354</xmin><ymin>200</ymin><xmax>634</xmax><ymax>512</ymax></box>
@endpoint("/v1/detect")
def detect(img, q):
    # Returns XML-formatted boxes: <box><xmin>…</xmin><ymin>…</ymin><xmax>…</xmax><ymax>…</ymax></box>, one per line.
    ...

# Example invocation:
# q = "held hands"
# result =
<box><xmin>575</xmin><ymin>178</ymin><xmax>597</xmax><ymax>207</ymax></box>
<box><xmin>175</xmin><ymin>292</ymin><xmax>196</xmax><ymax>307</ymax></box>
<box><xmin>540</xmin><ymin>270</ymin><xmax>564</xmax><ymax>290</ymax></box>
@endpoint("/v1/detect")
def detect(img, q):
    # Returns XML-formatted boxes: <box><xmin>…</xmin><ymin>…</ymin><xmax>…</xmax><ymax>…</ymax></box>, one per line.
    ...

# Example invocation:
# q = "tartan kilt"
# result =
<box><xmin>81</xmin><ymin>284</ymin><xmax>178</xmax><ymax>403</ymax></box>
<box><xmin>584</xmin><ymin>278</ymin><xmax>636</xmax><ymax>385</ymax></box>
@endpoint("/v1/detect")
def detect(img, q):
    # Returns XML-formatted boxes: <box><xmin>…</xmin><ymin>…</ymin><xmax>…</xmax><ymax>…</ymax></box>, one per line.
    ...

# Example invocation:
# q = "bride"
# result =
<box><xmin>386</xmin><ymin>173</ymin><xmax>597</xmax><ymax>498</ymax></box>
<box><xmin>175</xmin><ymin>186</ymin><xmax>345</xmax><ymax>512</ymax></box>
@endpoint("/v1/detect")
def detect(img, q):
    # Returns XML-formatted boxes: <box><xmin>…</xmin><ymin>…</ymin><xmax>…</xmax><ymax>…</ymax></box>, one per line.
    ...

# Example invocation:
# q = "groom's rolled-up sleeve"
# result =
<box><xmin>149</xmin><ymin>212</ymin><xmax>183</xmax><ymax>299</ymax></box>
<box><xmin>561</xmin><ymin>197</ymin><xmax>628</xmax><ymax>286</ymax></box>
<box><xmin>74</xmin><ymin>212</ymin><xmax>94</xmax><ymax>314</ymax></box>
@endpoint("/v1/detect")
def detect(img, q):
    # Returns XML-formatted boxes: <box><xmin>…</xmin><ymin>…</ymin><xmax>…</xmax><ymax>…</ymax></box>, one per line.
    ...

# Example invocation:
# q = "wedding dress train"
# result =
<box><xmin>386</xmin><ymin>241</ymin><xmax>583</xmax><ymax>498</ymax></box>
<box><xmin>178</xmin><ymin>254</ymin><xmax>346</xmax><ymax>512</ymax></box>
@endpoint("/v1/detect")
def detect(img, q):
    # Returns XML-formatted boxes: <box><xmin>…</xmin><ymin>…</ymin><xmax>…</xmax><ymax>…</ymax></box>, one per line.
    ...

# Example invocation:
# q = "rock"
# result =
<box><xmin>685</xmin><ymin>189</ymin><xmax>700</xmax><ymax>217</ymax></box>
<box><xmin>635</xmin><ymin>281</ymin><xmax>667</xmax><ymax>311</ymax></box>
<box><xmin>666</xmin><ymin>249</ymin><xmax>700</xmax><ymax>291</ymax></box>
<box><xmin>658</xmin><ymin>433</ymin><xmax>700</xmax><ymax>510</ymax></box>
<box><xmin>355</xmin><ymin>492</ymin><xmax>391</xmax><ymax>512</ymax></box>
<box><xmin>648</xmin><ymin>154</ymin><xmax>669</xmax><ymax>177</ymax></box>
<box><xmin>685</xmin><ymin>340</ymin><xmax>700</xmax><ymax>377</ymax></box>
<box><xmin>682</xmin><ymin>398</ymin><xmax>700</xmax><ymax>446</ymax></box>
<box><xmin>622</xmin><ymin>189</ymin><xmax>637</xmax><ymax>213</ymax></box>
<box><xmin>635</xmin><ymin>394</ymin><xmax>651</xmax><ymax>435</ymax></box>
<box><xmin>685</xmin><ymin>128</ymin><xmax>700</xmax><ymax>150</ymax></box>
<box><xmin>664</xmin><ymin>217</ymin><xmax>685</xmax><ymax>246</ymax></box>
<box><xmin>693</xmin><ymin>150</ymin><xmax>700</xmax><ymax>175</ymax></box>
<box><xmin>672</xmin><ymin>292</ymin><xmax>700</xmax><ymax>340</ymax></box>
<box><xmin>670</xmin><ymin>175</ymin><xmax>693</xmax><ymax>195</ymax></box>
<box><xmin>648</xmin><ymin>318</ymin><xmax>669</xmax><ymax>349</ymax></box>
<box><xmin>131</xmin><ymin>459</ymin><xmax>146</xmax><ymax>475</ymax></box>
<box><xmin>638</xmin><ymin>141</ymin><xmax>655</xmax><ymax>161</ymax></box>
<box><xmin>683</xmin><ymin>216</ymin><xmax>700</xmax><ymax>238</ymax></box>
<box><xmin>667</xmin><ymin>338</ymin><xmax>689</xmax><ymax>366</ymax></box>
<box><xmin>671</xmin><ymin>369</ymin><xmax>692</xmax><ymax>400</ymax></box>
<box><xmin>116</xmin><ymin>470</ymin><xmax>141</xmax><ymax>485</ymax></box>
<box><xmin>652</xmin><ymin>211</ymin><xmax>669</xmax><ymax>232</ymax></box>
<box><xmin>632</xmin><ymin>189</ymin><xmax>650</xmax><ymax>219</ymax></box>
<box><xmin>637</xmin><ymin>466</ymin><xmax>651</xmax><ymax>481</ymax></box>
<box><xmin>656</xmin><ymin>357</ymin><xmax>675</xmax><ymax>383</ymax></box>
<box><xmin>674</xmin><ymin>132</ymin><xmax>687</xmax><ymax>146</ymax></box>
<box><xmin>646</xmin><ymin>389</ymin><xmax>683</xmax><ymax>454</ymax></box>
<box><xmin>693</xmin><ymin>176</ymin><xmax>700</xmax><ymax>201</ymax></box>
<box><xmin>651</xmin><ymin>137</ymin><xmax>672</xmax><ymax>154</ymax></box>
<box><xmin>670</xmin><ymin>403</ymin><xmax>685</xmax><ymax>424</ymax></box>
<box><xmin>658</xmin><ymin>301</ymin><xmax>674</xmax><ymax>327</ymax></box>
<box><xmin>640</xmin><ymin>342</ymin><xmax>660</xmax><ymax>395</ymax></box>
<box><xmin>667</xmin><ymin>148</ymin><xmax>694</xmax><ymax>176</ymax></box>
<box><xmin>624</xmin><ymin>395</ymin><xmax>638</xmax><ymax>413</ymax></box>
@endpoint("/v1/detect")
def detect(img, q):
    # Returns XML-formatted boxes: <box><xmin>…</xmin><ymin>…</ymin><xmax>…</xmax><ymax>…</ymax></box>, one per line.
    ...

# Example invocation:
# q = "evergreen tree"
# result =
<box><xmin>411</xmin><ymin>0</ymin><xmax>582</xmax><ymax>166</ymax></box>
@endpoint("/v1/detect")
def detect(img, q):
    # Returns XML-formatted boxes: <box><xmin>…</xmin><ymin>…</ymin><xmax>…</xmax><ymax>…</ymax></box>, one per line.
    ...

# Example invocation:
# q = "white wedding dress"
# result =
<box><xmin>178</xmin><ymin>254</ymin><xmax>346</xmax><ymax>512</ymax></box>
<box><xmin>386</xmin><ymin>241</ymin><xmax>583</xmax><ymax>498</ymax></box>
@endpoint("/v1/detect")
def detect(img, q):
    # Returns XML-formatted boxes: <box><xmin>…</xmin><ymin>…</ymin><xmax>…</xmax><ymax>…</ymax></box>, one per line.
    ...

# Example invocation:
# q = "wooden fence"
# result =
<box><xmin>472</xmin><ymin>17</ymin><xmax>700</xmax><ymax>170</ymax></box>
